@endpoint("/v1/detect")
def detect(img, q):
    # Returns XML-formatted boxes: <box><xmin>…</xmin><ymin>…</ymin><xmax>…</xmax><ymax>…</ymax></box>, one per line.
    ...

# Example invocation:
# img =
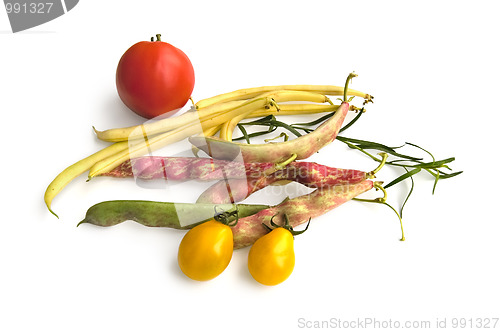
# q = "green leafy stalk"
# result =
<box><xmin>234</xmin><ymin>105</ymin><xmax>461</xmax><ymax>228</ymax></box>
<box><xmin>237</xmin><ymin>124</ymin><xmax>251</xmax><ymax>144</ymax></box>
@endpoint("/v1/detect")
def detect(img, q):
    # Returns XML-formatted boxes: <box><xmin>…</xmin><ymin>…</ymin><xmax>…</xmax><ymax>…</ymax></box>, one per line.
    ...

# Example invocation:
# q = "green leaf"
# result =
<box><xmin>237</xmin><ymin>124</ymin><xmax>251</xmax><ymax>144</ymax></box>
<box><xmin>337</xmin><ymin>136</ymin><xmax>422</xmax><ymax>161</ymax></box>
<box><xmin>272</xmin><ymin>120</ymin><xmax>303</xmax><ymax>137</ymax></box>
<box><xmin>414</xmin><ymin>157</ymin><xmax>455</xmax><ymax>169</ymax></box>
<box><xmin>437</xmin><ymin>171</ymin><xmax>463</xmax><ymax>179</ymax></box>
<box><xmin>291</xmin><ymin>126</ymin><xmax>314</xmax><ymax>133</ymax></box>
<box><xmin>384</xmin><ymin>168</ymin><xmax>422</xmax><ymax>189</ymax></box>
<box><xmin>233</xmin><ymin>128</ymin><xmax>278</xmax><ymax>141</ymax></box>
<box><xmin>239</xmin><ymin>115</ymin><xmax>274</xmax><ymax>126</ymax></box>
<box><xmin>405</xmin><ymin>142</ymin><xmax>435</xmax><ymax>162</ymax></box>
<box><xmin>339</xmin><ymin>110</ymin><xmax>364</xmax><ymax>133</ymax></box>
<box><xmin>432</xmin><ymin>169</ymin><xmax>440</xmax><ymax>195</ymax></box>
<box><xmin>293</xmin><ymin>112</ymin><xmax>335</xmax><ymax>127</ymax></box>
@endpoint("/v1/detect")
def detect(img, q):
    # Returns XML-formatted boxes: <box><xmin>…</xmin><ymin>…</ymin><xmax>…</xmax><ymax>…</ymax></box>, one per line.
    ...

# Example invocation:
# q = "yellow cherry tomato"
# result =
<box><xmin>248</xmin><ymin>227</ymin><xmax>295</xmax><ymax>286</ymax></box>
<box><xmin>178</xmin><ymin>220</ymin><xmax>233</xmax><ymax>281</ymax></box>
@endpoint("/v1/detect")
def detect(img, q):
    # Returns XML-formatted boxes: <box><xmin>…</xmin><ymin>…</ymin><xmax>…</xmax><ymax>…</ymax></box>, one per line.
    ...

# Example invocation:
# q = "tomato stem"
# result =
<box><xmin>151</xmin><ymin>34</ymin><xmax>162</xmax><ymax>42</ymax></box>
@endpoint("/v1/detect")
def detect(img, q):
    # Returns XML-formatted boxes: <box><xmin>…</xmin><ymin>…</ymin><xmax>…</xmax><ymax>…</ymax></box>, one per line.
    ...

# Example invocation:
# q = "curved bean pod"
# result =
<box><xmin>188</xmin><ymin>100</ymin><xmax>349</xmax><ymax>163</ymax></box>
<box><xmin>44</xmin><ymin>141</ymin><xmax>129</xmax><ymax>217</ymax></box>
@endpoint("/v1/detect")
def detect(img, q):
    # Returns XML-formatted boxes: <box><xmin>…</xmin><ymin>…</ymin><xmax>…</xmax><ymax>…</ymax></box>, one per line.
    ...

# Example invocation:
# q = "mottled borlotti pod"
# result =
<box><xmin>100</xmin><ymin>156</ymin><xmax>274</xmax><ymax>181</ymax></box>
<box><xmin>188</xmin><ymin>100</ymin><xmax>349</xmax><ymax>163</ymax></box>
<box><xmin>99</xmin><ymin>157</ymin><xmax>368</xmax><ymax>185</ymax></box>
<box><xmin>196</xmin><ymin>176</ymin><xmax>277</xmax><ymax>204</ymax></box>
<box><xmin>232</xmin><ymin>180</ymin><xmax>374</xmax><ymax>249</ymax></box>
<box><xmin>196</xmin><ymin>162</ymin><xmax>368</xmax><ymax>204</ymax></box>
<box><xmin>78</xmin><ymin>201</ymin><xmax>269</xmax><ymax>228</ymax></box>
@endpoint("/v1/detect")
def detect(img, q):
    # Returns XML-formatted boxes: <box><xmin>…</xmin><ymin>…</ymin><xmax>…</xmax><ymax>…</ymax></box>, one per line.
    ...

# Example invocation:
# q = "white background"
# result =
<box><xmin>1</xmin><ymin>1</ymin><xmax>499</xmax><ymax>331</ymax></box>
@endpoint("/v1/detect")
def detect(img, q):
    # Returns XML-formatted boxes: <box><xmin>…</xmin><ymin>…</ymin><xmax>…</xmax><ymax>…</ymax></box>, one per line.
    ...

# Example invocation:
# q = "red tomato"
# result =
<box><xmin>116</xmin><ymin>34</ymin><xmax>195</xmax><ymax>119</ymax></box>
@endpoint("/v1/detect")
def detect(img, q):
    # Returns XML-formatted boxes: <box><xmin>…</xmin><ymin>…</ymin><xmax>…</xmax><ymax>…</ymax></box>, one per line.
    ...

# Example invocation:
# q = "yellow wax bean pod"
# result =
<box><xmin>44</xmin><ymin>141</ymin><xmax>129</xmax><ymax>217</ymax></box>
<box><xmin>196</xmin><ymin>84</ymin><xmax>372</xmax><ymax>109</ymax></box>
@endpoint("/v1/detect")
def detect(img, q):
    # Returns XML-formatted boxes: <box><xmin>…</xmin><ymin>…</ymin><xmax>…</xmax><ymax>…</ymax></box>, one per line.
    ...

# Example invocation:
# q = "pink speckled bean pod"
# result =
<box><xmin>99</xmin><ymin>157</ymin><xmax>368</xmax><ymax>186</ymax></box>
<box><xmin>232</xmin><ymin>180</ymin><xmax>374</xmax><ymax>249</ymax></box>
<box><xmin>100</xmin><ymin>156</ymin><xmax>274</xmax><ymax>181</ymax></box>
<box><xmin>188</xmin><ymin>100</ymin><xmax>349</xmax><ymax>163</ymax></box>
<box><xmin>197</xmin><ymin>162</ymin><xmax>368</xmax><ymax>204</ymax></box>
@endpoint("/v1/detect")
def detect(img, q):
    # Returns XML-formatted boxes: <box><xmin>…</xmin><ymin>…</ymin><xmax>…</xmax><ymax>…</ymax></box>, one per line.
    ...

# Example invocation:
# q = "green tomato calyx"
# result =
<box><xmin>263</xmin><ymin>213</ymin><xmax>310</xmax><ymax>236</ymax></box>
<box><xmin>214</xmin><ymin>206</ymin><xmax>239</xmax><ymax>227</ymax></box>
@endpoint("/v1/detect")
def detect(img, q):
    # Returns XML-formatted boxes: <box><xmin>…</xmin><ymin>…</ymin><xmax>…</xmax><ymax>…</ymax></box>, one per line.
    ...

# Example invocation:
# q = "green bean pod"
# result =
<box><xmin>78</xmin><ymin>201</ymin><xmax>270</xmax><ymax>229</ymax></box>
